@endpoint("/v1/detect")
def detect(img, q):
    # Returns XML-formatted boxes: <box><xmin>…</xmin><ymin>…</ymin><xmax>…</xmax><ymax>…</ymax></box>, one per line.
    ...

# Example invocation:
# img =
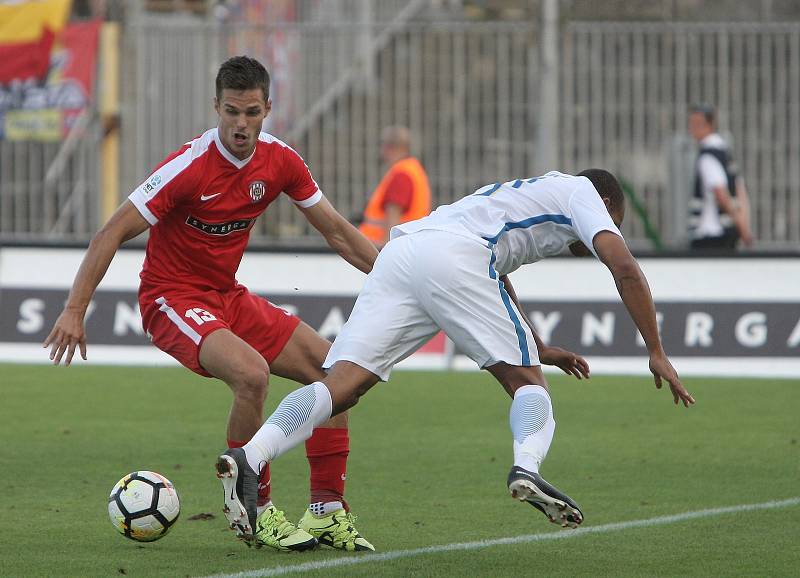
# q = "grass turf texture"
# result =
<box><xmin>1</xmin><ymin>364</ymin><xmax>798</xmax><ymax>577</ymax></box>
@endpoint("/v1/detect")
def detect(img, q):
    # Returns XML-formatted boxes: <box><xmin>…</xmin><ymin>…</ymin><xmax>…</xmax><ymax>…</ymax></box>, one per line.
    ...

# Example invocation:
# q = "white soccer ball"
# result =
<box><xmin>108</xmin><ymin>471</ymin><xmax>181</xmax><ymax>542</ymax></box>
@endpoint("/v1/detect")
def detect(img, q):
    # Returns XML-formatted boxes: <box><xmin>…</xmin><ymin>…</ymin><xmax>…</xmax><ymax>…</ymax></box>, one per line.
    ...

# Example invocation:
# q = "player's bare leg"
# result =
<box><xmin>272</xmin><ymin>332</ymin><xmax>375</xmax><ymax>551</ymax></box>
<box><xmin>202</xmin><ymin>330</ymin><xmax>316</xmax><ymax>550</ymax></box>
<box><xmin>323</xmin><ymin>361</ymin><xmax>382</xmax><ymax>414</ymax></box>
<box><xmin>269</xmin><ymin>321</ymin><xmax>349</xmax><ymax>426</ymax></box>
<box><xmin>201</xmin><ymin>329</ymin><xmax>270</xmax><ymax>442</ymax></box>
<box><xmin>233</xmin><ymin>361</ymin><xmax>377</xmax><ymax>549</ymax></box>
<box><xmin>487</xmin><ymin>362</ymin><xmax>584</xmax><ymax>529</ymax></box>
<box><xmin>270</xmin><ymin>323</ymin><xmax>351</xmax><ymax>510</ymax></box>
<box><xmin>239</xmin><ymin>361</ymin><xmax>378</xmax><ymax>463</ymax></box>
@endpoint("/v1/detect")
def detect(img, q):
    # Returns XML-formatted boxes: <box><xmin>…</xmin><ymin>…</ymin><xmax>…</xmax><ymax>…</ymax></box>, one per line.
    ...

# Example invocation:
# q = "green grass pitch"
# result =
<box><xmin>1</xmin><ymin>364</ymin><xmax>798</xmax><ymax>577</ymax></box>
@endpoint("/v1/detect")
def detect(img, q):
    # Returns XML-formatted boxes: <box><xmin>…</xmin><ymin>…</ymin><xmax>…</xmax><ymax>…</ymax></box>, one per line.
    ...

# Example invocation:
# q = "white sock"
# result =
<box><xmin>256</xmin><ymin>500</ymin><xmax>273</xmax><ymax>516</ymax></box>
<box><xmin>243</xmin><ymin>382</ymin><xmax>333</xmax><ymax>473</ymax></box>
<box><xmin>509</xmin><ymin>384</ymin><xmax>555</xmax><ymax>473</ymax></box>
<box><xmin>308</xmin><ymin>501</ymin><xmax>344</xmax><ymax>517</ymax></box>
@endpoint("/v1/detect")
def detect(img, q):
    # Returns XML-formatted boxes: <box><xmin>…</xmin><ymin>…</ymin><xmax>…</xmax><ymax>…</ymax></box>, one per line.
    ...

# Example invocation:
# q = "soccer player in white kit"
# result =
<box><xmin>218</xmin><ymin>169</ymin><xmax>695</xmax><ymax>534</ymax></box>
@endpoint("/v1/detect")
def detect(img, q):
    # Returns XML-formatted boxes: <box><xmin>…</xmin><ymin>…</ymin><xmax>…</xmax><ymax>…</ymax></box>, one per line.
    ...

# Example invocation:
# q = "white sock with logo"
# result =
<box><xmin>243</xmin><ymin>382</ymin><xmax>333</xmax><ymax>473</ymax></box>
<box><xmin>256</xmin><ymin>501</ymin><xmax>273</xmax><ymax>517</ymax></box>
<box><xmin>509</xmin><ymin>384</ymin><xmax>555</xmax><ymax>473</ymax></box>
<box><xmin>308</xmin><ymin>501</ymin><xmax>344</xmax><ymax>517</ymax></box>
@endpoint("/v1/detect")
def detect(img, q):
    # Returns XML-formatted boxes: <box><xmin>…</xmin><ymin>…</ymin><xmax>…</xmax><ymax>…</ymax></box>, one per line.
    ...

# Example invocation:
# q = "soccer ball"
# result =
<box><xmin>108</xmin><ymin>471</ymin><xmax>180</xmax><ymax>542</ymax></box>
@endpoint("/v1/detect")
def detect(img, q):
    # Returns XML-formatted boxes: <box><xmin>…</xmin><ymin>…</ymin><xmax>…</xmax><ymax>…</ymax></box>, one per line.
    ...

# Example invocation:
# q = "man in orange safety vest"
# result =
<box><xmin>359</xmin><ymin>126</ymin><xmax>431</xmax><ymax>247</ymax></box>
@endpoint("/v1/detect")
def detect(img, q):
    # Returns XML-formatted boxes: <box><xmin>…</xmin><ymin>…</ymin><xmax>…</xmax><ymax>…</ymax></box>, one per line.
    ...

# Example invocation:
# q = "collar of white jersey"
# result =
<box><xmin>213</xmin><ymin>128</ymin><xmax>256</xmax><ymax>169</ymax></box>
<box><xmin>700</xmin><ymin>133</ymin><xmax>727</xmax><ymax>149</ymax></box>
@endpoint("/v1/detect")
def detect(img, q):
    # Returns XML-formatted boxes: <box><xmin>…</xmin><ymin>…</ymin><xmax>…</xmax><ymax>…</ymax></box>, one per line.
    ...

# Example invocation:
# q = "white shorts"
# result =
<box><xmin>324</xmin><ymin>229</ymin><xmax>540</xmax><ymax>381</ymax></box>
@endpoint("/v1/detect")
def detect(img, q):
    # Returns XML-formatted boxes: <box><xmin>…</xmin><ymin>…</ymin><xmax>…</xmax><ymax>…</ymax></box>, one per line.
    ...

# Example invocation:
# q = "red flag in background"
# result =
<box><xmin>0</xmin><ymin>28</ymin><xmax>56</xmax><ymax>83</ymax></box>
<box><xmin>0</xmin><ymin>16</ymin><xmax>101</xmax><ymax>141</ymax></box>
<box><xmin>0</xmin><ymin>0</ymin><xmax>72</xmax><ymax>43</ymax></box>
<box><xmin>54</xmin><ymin>19</ymin><xmax>102</xmax><ymax>133</ymax></box>
<box><xmin>56</xmin><ymin>19</ymin><xmax>101</xmax><ymax>101</ymax></box>
<box><xmin>0</xmin><ymin>0</ymin><xmax>72</xmax><ymax>83</ymax></box>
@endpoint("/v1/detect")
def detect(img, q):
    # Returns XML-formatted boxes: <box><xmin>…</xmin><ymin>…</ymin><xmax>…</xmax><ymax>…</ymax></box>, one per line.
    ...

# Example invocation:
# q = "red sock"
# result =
<box><xmin>228</xmin><ymin>438</ymin><xmax>271</xmax><ymax>506</ymax></box>
<box><xmin>305</xmin><ymin>428</ymin><xmax>349</xmax><ymax>508</ymax></box>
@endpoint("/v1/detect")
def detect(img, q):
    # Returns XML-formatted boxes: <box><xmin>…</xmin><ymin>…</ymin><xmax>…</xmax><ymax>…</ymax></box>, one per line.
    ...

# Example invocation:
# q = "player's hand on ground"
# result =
<box><xmin>649</xmin><ymin>352</ymin><xmax>694</xmax><ymax>407</ymax></box>
<box><xmin>43</xmin><ymin>308</ymin><xmax>88</xmax><ymax>366</ymax></box>
<box><xmin>539</xmin><ymin>346</ymin><xmax>590</xmax><ymax>380</ymax></box>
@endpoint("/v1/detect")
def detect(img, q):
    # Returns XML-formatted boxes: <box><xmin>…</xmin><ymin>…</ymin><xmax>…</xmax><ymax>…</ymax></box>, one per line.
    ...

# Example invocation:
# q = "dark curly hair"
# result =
<box><xmin>577</xmin><ymin>168</ymin><xmax>625</xmax><ymax>213</ymax></box>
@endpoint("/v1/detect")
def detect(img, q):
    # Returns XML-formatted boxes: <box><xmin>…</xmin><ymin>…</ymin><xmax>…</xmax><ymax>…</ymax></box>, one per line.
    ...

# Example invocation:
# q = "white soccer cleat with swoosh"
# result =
<box><xmin>216</xmin><ymin>448</ymin><xmax>259</xmax><ymax>545</ymax></box>
<box><xmin>507</xmin><ymin>466</ymin><xmax>584</xmax><ymax>529</ymax></box>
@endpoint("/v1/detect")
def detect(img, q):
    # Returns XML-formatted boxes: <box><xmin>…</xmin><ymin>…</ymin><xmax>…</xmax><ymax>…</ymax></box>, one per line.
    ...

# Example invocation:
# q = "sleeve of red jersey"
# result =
<box><xmin>282</xmin><ymin>145</ymin><xmax>323</xmax><ymax>208</ymax></box>
<box><xmin>380</xmin><ymin>171</ymin><xmax>414</xmax><ymax>212</ymax></box>
<box><xmin>128</xmin><ymin>144</ymin><xmax>199</xmax><ymax>225</ymax></box>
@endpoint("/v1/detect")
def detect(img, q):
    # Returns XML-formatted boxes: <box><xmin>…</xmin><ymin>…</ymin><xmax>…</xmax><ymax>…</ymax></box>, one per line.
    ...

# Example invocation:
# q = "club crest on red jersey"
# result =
<box><xmin>249</xmin><ymin>181</ymin><xmax>266</xmax><ymax>202</ymax></box>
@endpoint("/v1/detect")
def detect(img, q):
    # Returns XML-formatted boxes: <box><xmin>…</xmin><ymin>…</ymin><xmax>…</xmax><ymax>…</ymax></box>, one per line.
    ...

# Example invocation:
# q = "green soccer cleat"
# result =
<box><xmin>255</xmin><ymin>505</ymin><xmax>318</xmax><ymax>552</ymax></box>
<box><xmin>299</xmin><ymin>508</ymin><xmax>375</xmax><ymax>552</ymax></box>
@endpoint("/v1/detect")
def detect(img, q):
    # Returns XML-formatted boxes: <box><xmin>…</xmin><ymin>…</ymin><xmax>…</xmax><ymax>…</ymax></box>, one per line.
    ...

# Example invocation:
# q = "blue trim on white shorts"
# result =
<box><xmin>482</xmin><ymin>213</ymin><xmax>570</xmax><ymax>366</ymax></box>
<box><xmin>487</xmin><ymin>247</ymin><xmax>530</xmax><ymax>366</ymax></box>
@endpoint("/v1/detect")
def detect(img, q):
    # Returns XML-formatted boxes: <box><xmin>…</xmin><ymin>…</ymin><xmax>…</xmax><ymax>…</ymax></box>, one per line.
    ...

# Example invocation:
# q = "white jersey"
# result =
<box><xmin>393</xmin><ymin>171</ymin><xmax>623</xmax><ymax>276</ymax></box>
<box><xmin>692</xmin><ymin>133</ymin><xmax>731</xmax><ymax>238</ymax></box>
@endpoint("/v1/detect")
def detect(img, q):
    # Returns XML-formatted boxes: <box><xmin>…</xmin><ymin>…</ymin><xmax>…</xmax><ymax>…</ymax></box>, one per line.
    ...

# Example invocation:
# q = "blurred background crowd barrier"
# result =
<box><xmin>1</xmin><ymin>0</ymin><xmax>799</xmax><ymax>251</ymax></box>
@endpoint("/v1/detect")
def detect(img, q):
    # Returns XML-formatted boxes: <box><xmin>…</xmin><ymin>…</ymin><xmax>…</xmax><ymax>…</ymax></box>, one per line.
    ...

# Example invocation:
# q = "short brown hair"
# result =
<box><xmin>689</xmin><ymin>103</ymin><xmax>716</xmax><ymax>126</ymax></box>
<box><xmin>216</xmin><ymin>56</ymin><xmax>270</xmax><ymax>101</ymax></box>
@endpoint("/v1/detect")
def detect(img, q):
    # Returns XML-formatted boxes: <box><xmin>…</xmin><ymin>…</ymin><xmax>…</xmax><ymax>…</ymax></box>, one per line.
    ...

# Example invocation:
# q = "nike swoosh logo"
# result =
<box><xmin>200</xmin><ymin>193</ymin><xmax>222</xmax><ymax>201</ymax></box>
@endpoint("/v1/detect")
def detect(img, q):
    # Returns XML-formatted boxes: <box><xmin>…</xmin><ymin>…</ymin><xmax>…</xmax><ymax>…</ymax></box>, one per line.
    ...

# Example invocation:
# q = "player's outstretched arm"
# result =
<box><xmin>499</xmin><ymin>274</ymin><xmax>590</xmax><ymax>380</ymax></box>
<box><xmin>299</xmin><ymin>197</ymin><xmax>378</xmax><ymax>273</ymax></box>
<box><xmin>593</xmin><ymin>231</ymin><xmax>695</xmax><ymax>407</ymax></box>
<box><xmin>43</xmin><ymin>201</ymin><xmax>149</xmax><ymax>366</ymax></box>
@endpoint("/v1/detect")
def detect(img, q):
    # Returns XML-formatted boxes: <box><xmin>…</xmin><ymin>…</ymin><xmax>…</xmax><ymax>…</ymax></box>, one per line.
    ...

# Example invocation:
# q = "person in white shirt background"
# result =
<box><xmin>687</xmin><ymin>103</ymin><xmax>754</xmax><ymax>250</ymax></box>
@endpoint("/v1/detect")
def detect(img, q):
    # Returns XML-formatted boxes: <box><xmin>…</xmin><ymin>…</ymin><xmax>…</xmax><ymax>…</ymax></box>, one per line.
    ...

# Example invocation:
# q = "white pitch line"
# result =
<box><xmin>200</xmin><ymin>497</ymin><xmax>800</xmax><ymax>578</ymax></box>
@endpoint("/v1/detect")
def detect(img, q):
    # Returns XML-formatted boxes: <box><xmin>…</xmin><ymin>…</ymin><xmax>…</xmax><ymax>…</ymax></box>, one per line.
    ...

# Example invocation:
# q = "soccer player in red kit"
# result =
<box><xmin>43</xmin><ymin>56</ymin><xmax>378</xmax><ymax>551</ymax></box>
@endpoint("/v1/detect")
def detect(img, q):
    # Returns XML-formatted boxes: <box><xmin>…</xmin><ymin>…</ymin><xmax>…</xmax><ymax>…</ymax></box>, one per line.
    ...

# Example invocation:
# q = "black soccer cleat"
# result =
<box><xmin>216</xmin><ymin>448</ymin><xmax>259</xmax><ymax>545</ymax></box>
<box><xmin>507</xmin><ymin>466</ymin><xmax>584</xmax><ymax>529</ymax></box>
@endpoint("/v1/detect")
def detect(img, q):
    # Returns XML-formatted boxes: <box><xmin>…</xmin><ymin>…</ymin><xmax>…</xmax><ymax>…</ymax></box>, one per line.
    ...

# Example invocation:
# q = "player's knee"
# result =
<box><xmin>331</xmin><ymin>388</ymin><xmax>362</xmax><ymax>414</ymax></box>
<box><xmin>324</xmin><ymin>365</ymin><xmax>378</xmax><ymax>413</ymax></box>
<box><xmin>230</xmin><ymin>364</ymin><xmax>270</xmax><ymax>404</ymax></box>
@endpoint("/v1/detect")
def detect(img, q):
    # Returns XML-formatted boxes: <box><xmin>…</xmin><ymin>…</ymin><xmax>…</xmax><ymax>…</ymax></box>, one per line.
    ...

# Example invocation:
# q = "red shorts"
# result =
<box><xmin>139</xmin><ymin>283</ymin><xmax>301</xmax><ymax>377</ymax></box>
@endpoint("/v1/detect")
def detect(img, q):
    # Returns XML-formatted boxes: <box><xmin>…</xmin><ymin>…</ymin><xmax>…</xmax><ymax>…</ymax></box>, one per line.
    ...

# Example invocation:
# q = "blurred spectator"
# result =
<box><xmin>687</xmin><ymin>103</ymin><xmax>753</xmax><ymax>250</ymax></box>
<box><xmin>359</xmin><ymin>126</ymin><xmax>431</xmax><ymax>247</ymax></box>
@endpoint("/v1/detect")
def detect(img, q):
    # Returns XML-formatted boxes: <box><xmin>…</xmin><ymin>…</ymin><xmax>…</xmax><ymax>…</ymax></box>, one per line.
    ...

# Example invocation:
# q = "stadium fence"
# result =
<box><xmin>1</xmin><ymin>16</ymin><xmax>799</xmax><ymax>250</ymax></box>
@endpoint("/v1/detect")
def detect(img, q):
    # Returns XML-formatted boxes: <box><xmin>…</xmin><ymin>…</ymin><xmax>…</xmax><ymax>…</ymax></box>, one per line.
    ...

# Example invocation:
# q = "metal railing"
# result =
<box><xmin>2</xmin><ymin>14</ymin><xmax>799</xmax><ymax>251</ymax></box>
<box><xmin>120</xmin><ymin>19</ymin><xmax>539</xmax><ymax>245</ymax></box>
<box><xmin>118</xmin><ymin>18</ymin><xmax>800</xmax><ymax>249</ymax></box>
<box><xmin>560</xmin><ymin>22</ymin><xmax>800</xmax><ymax>249</ymax></box>
<box><xmin>0</xmin><ymin>111</ymin><xmax>101</xmax><ymax>242</ymax></box>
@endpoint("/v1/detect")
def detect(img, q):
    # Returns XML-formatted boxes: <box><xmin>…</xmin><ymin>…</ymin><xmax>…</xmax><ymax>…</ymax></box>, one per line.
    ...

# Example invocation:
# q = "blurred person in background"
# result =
<box><xmin>43</xmin><ymin>56</ymin><xmax>377</xmax><ymax>552</ymax></box>
<box><xmin>359</xmin><ymin>125</ymin><xmax>431</xmax><ymax>247</ymax></box>
<box><xmin>687</xmin><ymin>103</ymin><xmax>753</xmax><ymax>250</ymax></box>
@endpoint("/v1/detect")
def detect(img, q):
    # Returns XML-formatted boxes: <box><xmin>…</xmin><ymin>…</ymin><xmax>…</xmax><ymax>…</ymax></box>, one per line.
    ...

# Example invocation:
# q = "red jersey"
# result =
<box><xmin>129</xmin><ymin>128</ymin><xmax>321</xmax><ymax>291</ymax></box>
